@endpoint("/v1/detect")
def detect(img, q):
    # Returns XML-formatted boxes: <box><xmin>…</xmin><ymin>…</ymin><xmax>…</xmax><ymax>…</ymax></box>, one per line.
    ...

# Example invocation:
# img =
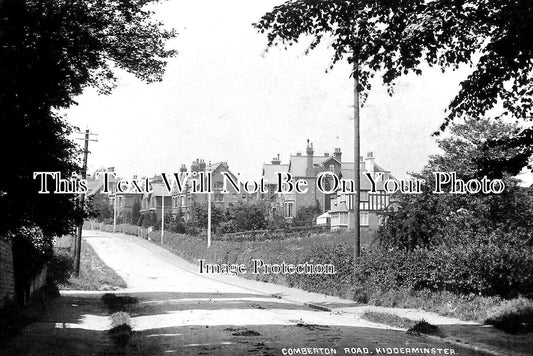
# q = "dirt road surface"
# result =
<box><xmin>2</xmin><ymin>230</ymin><xmax>493</xmax><ymax>356</ymax></box>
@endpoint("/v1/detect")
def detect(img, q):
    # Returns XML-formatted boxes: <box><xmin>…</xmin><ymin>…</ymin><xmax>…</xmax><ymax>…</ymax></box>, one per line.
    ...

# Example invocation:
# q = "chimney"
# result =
<box><xmin>198</xmin><ymin>159</ymin><xmax>206</xmax><ymax>171</ymax></box>
<box><xmin>191</xmin><ymin>159</ymin><xmax>199</xmax><ymax>173</ymax></box>
<box><xmin>271</xmin><ymin>153</ymin><xmax>281</xmax><ymax>165</ymax></box>
<box><xmin>180</xmin><ymin>164</ymin><xmax>187</xmax><ymax>173</ymax></box>
<box><xmin>306</xmin><ymin>139</ymin><xmax>314</xmax><ymax>156</ymax></box>
<box><xmin>106</xmin><ymin>167</ymin><xmax>115</xmax><ymax>172</ymax></box>
<box><xmin>296</xmin><ymin>152</ymin><xmax>302</xmax><ymax>157</ymax></box>
<box><xmin>365</xmin><ymin>151</ymin><xmax>375</xmax><ymax>172</ymax></box>
<box><xmin>306</xmin><ymin>140</ymin><xmax>314</xmax><ymax>177</ymax></box>
<box><xmin>324</xmin><ymin>152</ymin><xmax>329</xmax><ymax>157</ymax></box>
<box><xmin>333</xmin><ymin>148</ymin><xmax>342</xmax><ymax>161</ymax></box>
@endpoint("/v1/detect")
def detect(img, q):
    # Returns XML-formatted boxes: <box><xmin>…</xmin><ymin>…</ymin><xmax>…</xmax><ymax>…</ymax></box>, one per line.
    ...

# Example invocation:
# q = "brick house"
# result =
<box><xmin>172</xmin><ymin>159</ymin><xmax>249</xmax><ymax>221</ymax></box>
<box><xmin>260</xmin><ymin>154</ymin><xmax>289</xmax><ymax>220</ymax></box>
<box><xmin>86</xmin><ymin>167</ymin><xmax>118</xmax><ymax>220</ymax></box>
<box><xmin>261</xmin><ymin>141</ymin><xmax>394</xmax><ymax>230</ymax></box>
<box><xmin>140</xmin><ymin>175</ymin><xmax>173</xmax><ymax>223</ymax></box>
<box><xmin>115</xmin><ymin>188</ymin><xmax>142</xmax><ymax>223</ymax></box>
<box><xmin>260</xmin><ymin>140</ymin><xmax>341</xmax><ymax>220</ymax></box>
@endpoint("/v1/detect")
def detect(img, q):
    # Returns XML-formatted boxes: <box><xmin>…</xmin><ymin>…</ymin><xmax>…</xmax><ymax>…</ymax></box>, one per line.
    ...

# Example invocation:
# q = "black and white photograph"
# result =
<box><xmin>1</xmin><ymin>0</ymin><xmax>532</xmax><ymax>355</ymax></box>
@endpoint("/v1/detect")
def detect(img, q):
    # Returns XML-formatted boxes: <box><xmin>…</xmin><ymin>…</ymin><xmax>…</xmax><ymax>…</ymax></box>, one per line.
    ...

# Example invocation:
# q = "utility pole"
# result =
<box><xmin>74</xmin><ymin>129</ymin><xmax>98</xmax><ymax>276</ymax></box>
<box><xmin>207</xmin><ymin>161</ymin><xmax>212</xmax><ymax>248</ymax></box>
<box><xmin>161</xmin><ymin>187</ymin><xmax>165</xmax><ymax>244</ymax></box>
<box><xmin>113</xmin><ymin>192</ymin><xmax>117</xmax><ymax>233</ymax></box>
<box><xmin>352</xmin><ymin>44</ymin><xmax>361</xmax><ymax>260</ymax></box>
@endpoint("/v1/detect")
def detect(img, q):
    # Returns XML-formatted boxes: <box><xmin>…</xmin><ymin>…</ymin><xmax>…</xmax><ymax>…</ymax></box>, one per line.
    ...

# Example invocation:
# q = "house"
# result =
<box><xmin>115</xmin><ymin>180</ymin><xmax>142</xmax><ymax>223</ymax></box>
<box><xmin>261</xmin><ymin>141</ymin><xmax>394</xmax><ymax>230</ymax></box>
<box><xmin>140</xmin><ymin>175</ymin><xmax>172</xmax><ymax>223</ymax></box>
<box><xmin>86</xmin><ymin>167</ymin><xmax>118</xmax><ymax>220</ymax></box>
<box><xmin>259</xmin><ymin>154</ymin><xmax>289</xmax><ymax>220</ymax></box>
<box><xmin>329</xmin><ymin>152</ymin><xmax>394</xmax><ymax>231</ymax></box>
<box><xmin>172</xmin><ymin>159</ymin><xmax>249</xmax><ymax>221</ymax></box>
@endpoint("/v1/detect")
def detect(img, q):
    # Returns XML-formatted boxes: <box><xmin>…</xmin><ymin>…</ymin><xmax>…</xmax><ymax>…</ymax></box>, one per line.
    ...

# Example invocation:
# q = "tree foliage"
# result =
<box><xmin>0</xmin><ymin>0</ymin><xmax>176</xmax><ymax>238</ymax></box>
<box><xmin>221</xmin><ymin>202</ymin><xmax>267</xmax><ymax>233</ymax></box>
<box><xmin>292</xmin><ymin>201</ymin><xmax>321</xmax><ymax>227</ymax></box>
<box><xmin>380</xmin><ymin>118</ymin><xmax>533</xmax><ymax>251</ymax></box>
<box><xmin>255</xmin><ymin>1</ymin><xmax>533</xmax><ymax>144</ymax></box>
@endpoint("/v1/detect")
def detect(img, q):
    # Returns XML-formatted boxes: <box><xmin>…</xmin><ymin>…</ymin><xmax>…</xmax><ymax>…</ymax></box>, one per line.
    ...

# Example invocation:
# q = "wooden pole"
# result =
<box><xmin>353</xmin><ymin>50</ymin><xmax>361</xmax><ymax>259</ymax></box>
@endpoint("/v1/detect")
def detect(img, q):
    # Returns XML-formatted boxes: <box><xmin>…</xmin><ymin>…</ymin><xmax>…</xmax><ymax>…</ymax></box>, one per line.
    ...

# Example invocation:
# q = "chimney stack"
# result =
<box><xmin>180</xmin><ymin>164</ymin><xmax>187</xmax><ymax>173</ymax></box>
<box><xmin>191</xmin><ymin>159</ymin><xmax>199</xmax><ymax>173</ymax></box>
<box><xmin>365</xmin><ymin>151</ymin><xmax>375</xmax><ymax>172</ymax></box>
<box><xmin>333</xmin><ymin>148</ymin><xmax>342</xmax><ymax>161</ymax></box>
<box><xmin>306</xmin><ymin>139</ymin><xmax>314</xmax><ymax>156</ymax></box>
<box><xmin>271</xmin><ymin>153</ymin><xmax>281</xmax><ymax>165</ymax></box>
<box><xmin>198</xmin><ymin>159</ymin><xmax>206</xmax><ymax>171</ymax></box>
<box><xmin>306</xmin><ymin>140</ymin><xmax>314</xmax><ymax>177</ymax></box>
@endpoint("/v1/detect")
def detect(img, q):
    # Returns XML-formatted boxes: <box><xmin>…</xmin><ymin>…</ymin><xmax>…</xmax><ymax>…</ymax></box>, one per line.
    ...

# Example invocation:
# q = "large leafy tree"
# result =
<box><xmin>255</xmin><ymin>0</ymin><xmax>533</xmax><ymax>167</ymax></box>
<box><xmin>380</xmin><ymin>118</ymin><xmax>533</xmax><ymax>250</ymax></box>
<box><xmin>0</xmin><ymin>0</ymin><xmax>176</xmax><ymax>238</ymax></box>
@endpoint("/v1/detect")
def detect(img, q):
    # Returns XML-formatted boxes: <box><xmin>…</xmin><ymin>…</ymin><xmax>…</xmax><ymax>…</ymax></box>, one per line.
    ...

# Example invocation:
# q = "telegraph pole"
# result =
<box><xmin>161</xmin><ymin>188</ymin><xmax>165</xmax><ymax>244</ymax></box>
<box><xmin>207</xmin><ymin>161</ymin><xmax>212</xmax><ymax>248</ymax></box>
<box><xmin>74</xmin><ymin>129</ymin><xmax>98</xmax><ymax>275</ymax></box>
<box><xmin>352</xmin><ymin>43</ymin><xmax>361</xmax><ymax>260</ymax></box>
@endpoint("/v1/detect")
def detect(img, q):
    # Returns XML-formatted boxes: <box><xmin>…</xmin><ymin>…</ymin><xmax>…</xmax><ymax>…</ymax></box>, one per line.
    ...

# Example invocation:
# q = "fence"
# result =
<box><xmin>85</xmin><ymin>220</ymin><xmax>331</xmax><ymax>242</ymax></box>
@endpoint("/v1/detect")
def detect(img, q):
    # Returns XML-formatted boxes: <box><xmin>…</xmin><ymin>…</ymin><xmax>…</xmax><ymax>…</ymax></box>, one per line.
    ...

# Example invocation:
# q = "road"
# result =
<box><xmin>2</xmin><ymin>230</ymin><xmax>491</xmax><ymax>356</ymax></box>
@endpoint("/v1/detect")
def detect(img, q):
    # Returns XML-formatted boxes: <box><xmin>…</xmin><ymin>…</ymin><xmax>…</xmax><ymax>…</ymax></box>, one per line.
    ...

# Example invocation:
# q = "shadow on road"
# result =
<box><xmin>2</xmin><ymin>292</ymin><xmax>503</xmax><ymax>356</ymax></box>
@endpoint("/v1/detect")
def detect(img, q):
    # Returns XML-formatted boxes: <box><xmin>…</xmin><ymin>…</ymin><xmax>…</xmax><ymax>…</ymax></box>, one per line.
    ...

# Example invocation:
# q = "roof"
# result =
<box><xmin>151</xmin><ymin>183</ymin><xmax>172</xmax><ymax>197</ymax></box>
<box><xmin>86</xmin><ymin>180</ymin><xmax>104</xmax><ymax>196</ymax></box>
<box><xmin>288</xmin><ymin>155</ymin><xmax>336</xmax><ymax>177</ymax></box>
<box><xmin>262</xmin><ymin>164</ymin><xmax>289</xmax><ymax>184</ymax></box>
<box><xmin>330</xmin><ymin>201</ymin><xmax>349</xmax><ymax>214</ymax></box>
<box><xmin>339</xmin><ymin>169</ymin><xmax>386</xmax><ymax>191</ymax></box>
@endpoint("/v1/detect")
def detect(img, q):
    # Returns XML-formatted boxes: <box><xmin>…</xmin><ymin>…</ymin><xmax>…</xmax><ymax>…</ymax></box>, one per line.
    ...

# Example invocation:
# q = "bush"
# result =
<box><xmin>292</xmin><ymin>202</ymin><xmax>321</xmax><ymax>227</ymax></box>
<box><xmin>353</xmin><ymin>237</ymin><xmax>533</xmax><ymax>299</ymax></box>
<box><xmin>139</xmin><ymin>211</ymin><xmax>157</xmax><ymax>228</ymax></box>
<box><xmin>47</xmin><ymin>252</ymin><xmax>74</xmax><ymax>285</ymax></box>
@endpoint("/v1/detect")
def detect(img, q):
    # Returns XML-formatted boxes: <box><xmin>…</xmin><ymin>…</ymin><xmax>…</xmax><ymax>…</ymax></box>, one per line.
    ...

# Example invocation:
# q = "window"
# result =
<box><xmin>360</xmin><ymin>211</ymin><xmax>369</xmax><ymax>226</ymax></box>
<box><xmin>284</xmin><ymin>202</ymin><xmax>294</xmax><ymax>218</ymax></box>
<box><xmin>214</xmin><ymin>181</ymin><xmax>224</xmax><ymax>189</ymax></box>
<box><xmin>215</xmin><ymin>193</ymin><xmax>224</xmax><ymax>202</ymax></box>
<box><xmin>340</xmin><ymin>212</ymin><xmax>348</xmax><ymax>225</ymax></box>
<box><xmin>329</xmin><ymin>164</ymin><xmax>335</xmax><ymax>172</ymax></box>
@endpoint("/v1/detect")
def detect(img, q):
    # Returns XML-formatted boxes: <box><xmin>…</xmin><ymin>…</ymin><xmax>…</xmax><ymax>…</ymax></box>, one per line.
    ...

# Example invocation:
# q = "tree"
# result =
<box><xmin>255</xmin><ymin>1</ymin><xmax>533</xmax><ymax>156</ymax></box>
<box><xmin>189</xmin><ymin>203</ymin><xmax>224</xmax><ymax>232</ymax></box>
<box><xmin>87</xmin><ymin>195</ymin><xmax>113</xmax><ymax>223</ymax></box>
<box><xmin>221</xmin><ymin>202</ymin><xmax>267</xmax><ymax>233</ymax></box>
<box><xmin>131</xmin><ymin>198</ymin><xmax>141</xmax><ymax>225</ymax></box>
<box><xmin>0</xmin><ymin>0</ymin><xmax>176</xmax><ymax>238</ymax></box>
<box><xmin>1</xmin><ymin>0</ymin><xmax>176</xmax><ymax>295</ymax></box>
<box><xmin>380</xmin><ymin>118</ymin><xmax>533</xmax><ymax>250</ymax></box>
<box><xmin>292</xmin><ymin>201</ymin><xmax>321</xmax><ymax>227</ymax></box>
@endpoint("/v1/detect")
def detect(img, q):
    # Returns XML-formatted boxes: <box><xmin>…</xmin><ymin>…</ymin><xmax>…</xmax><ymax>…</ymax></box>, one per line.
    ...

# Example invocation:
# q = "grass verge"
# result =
<box><xmin>361</xmin><ymin>311</ymin><xmax>416</xmax><ymax>329</ymax></box>
<box><xmin>56</xmin><ymin>237</ymin><xmax>127</xmax><ymax>291</ymax></box>
<box><xmin>114</xmin><ymin>228</ymin><xmax>531</xmax><ymax>325</ymax></box>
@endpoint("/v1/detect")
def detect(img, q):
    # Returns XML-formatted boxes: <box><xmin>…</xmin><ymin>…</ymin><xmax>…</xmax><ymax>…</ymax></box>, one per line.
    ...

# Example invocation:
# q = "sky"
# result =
<box><xmin>65</xmin><ymin>0</ymin><xmax>473</xmax><ymax>182</ymax></box>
